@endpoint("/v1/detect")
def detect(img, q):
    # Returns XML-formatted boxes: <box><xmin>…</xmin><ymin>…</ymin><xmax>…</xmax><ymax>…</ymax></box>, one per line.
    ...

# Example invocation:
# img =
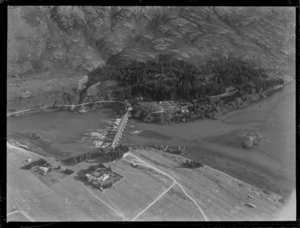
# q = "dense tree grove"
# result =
<box><xmin>21</xmin><ymin>158</ymin><xmax>51</xmax><ymax>170</ymax></box>
<box><xmin>62</xmin><ymin>145</ymin><xmax>129</xmax><ymax>165</ymax></box>
<box><xmin>86</xmin><ymin>57</ymin><xmax>285</xmax><ymax>124</ymax></box>
<box><xmin>88</xmin><ymin>57</ymin><xmax>284</xmax><ymax>102</ymax></box>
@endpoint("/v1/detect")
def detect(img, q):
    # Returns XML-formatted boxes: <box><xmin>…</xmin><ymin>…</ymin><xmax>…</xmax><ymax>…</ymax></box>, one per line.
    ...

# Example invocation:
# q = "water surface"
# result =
<box><xmin>122</xmin><ymin>82</ymin><xmax>295</xmax><ymax>198</ymax></box>
<box><xmin>7</xmin><ymin>108</ymin><xmax>115</xmax><ymax>157</ymax></box>
<box><xmin>7</xmin><ymin>82</ymin><xmax>295</xmax><ymax>198</ymax></box>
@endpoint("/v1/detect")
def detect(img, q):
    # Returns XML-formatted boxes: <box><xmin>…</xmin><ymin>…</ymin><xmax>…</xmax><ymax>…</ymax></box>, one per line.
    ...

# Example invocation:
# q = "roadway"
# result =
<box><xmin>7</xmin><ymin>100</ymin><xmax>128</xmax><ymax>117</ymax></box>
<box><xmin>124</xmin><ymin>152</ymin><xmax>209</xmax><ymax>221</ymax></box>
<box><xmin>7</xmin><ymin>140</ymin><xmax>262</xmax><ymax>221</ymax></box>
<box><xmin>130</xmin><ymin>182</ymin><xmax>176</xmax><ymax>221</ymax></box>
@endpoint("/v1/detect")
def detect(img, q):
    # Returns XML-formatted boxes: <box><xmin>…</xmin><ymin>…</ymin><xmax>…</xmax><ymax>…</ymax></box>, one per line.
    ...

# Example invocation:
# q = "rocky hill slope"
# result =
<box><xmin>7</xmin><ymin>6</ymin><xmax>295</xmax><ymax>110</ymax></box>
<box><xmin>8</xmin><ymin>6</ymin><xmax>295</xmax><ymax>76</ymax></box>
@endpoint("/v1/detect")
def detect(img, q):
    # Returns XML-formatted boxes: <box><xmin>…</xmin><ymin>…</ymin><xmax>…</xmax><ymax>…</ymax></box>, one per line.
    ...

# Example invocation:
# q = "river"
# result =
<box><xmin>7</xmin><ymin>82</ymin><xmax>295</xmax><ymax>199</ymax></box>
<box><xmin>122</xmin><ymin>82</ymin><xmax>295</xmax><ymax>199</ymax></box>
<box><xmin>7</xmin><ymin>108</ymin><xmax>115</xmax><ymax>157</ymax></box>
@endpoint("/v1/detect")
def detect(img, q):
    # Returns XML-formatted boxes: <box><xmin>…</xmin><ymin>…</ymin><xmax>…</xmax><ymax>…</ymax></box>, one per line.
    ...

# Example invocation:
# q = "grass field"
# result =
<box><xmin>7</xmin><ymin>144</ymin><xmax>175</xmax><ymax>221</ymax></box>
<box><xmin>7</xmin><ymin>142</ymin><xmax>287</xmax><ymax>221</ymax></box>
<box><xmin>130</xmin><ymin>148</ymin><xmax>284</xmax><ymax>221</ymax></box>
<box><xmin>7</xmin><ymin>145</ymin><xmax>122</xmax><ymax>221</ymax></box>
<box><xmin>85</xmin><ymin>158</ymin><xmax>174</xmax><ymax>220</ymax></box>
<box><xmin>136</xmin><ymin>184</ymin><xmax>204</xmax><ymax>221</ymax></box>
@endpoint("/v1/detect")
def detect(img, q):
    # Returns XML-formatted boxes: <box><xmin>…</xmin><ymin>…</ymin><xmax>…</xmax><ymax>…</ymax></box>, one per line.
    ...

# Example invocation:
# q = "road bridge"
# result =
<box><xmin>111</xmin><ymin>110</ymin><xmax>130</xmax><ymax>148</ymax></box>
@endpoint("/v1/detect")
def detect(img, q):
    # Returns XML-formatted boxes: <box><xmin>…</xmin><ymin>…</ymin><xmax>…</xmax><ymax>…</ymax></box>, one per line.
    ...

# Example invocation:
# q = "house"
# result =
<box><xmin>78</xmin><ymin>107</ymin><xmax>88</xmax><ymax>113</ymax></box>
<box><xmin>101</xmin><ymin>143</ymin><xmax>110</xmax><ymax>148</ymax></box>
<box><xmin>181</xmin><ymin>106</ymin><xmax>189</xmax><ymax>113</ymax></box>
<box><xmin>131</xmin><ymin>163</ymin><xmax>137</xmax><ymax>168</ymax></box>
<box><xmin>98</xmin><ymin>174</ymin><xmax>110</xmax><ymax>182</ymax></box>
<box><xmin>92</xmin><ymin>170</ymin><xmax>102</xmax><ymax>177</ymax></box>
<box><xmin>94</xmin><ymin>141</ymin><xmax>103</xmax><ymax>147</ymax></box>
<box><xmin>85</xmin><ymin>174</ymin><xmax>96</xmax><ymax>182</ymax></box>
<box><xmin>153</xmin><ymin>109</ymin><xmax>164</xmax><ymax>114</ymax></box>
<box><xmin>226</xmin><ymin>86</ymin><xmax>236</xmax><ymax>93</ymax></box>
<box><xmin>39</xmin><ymin>166</ymin><xmax>49</xmax><ymax>173</ymax></box>
<box><xmin>25</xmin><ymin>158</ymin><xmax>32</xmax><ymax>164</ymax></box>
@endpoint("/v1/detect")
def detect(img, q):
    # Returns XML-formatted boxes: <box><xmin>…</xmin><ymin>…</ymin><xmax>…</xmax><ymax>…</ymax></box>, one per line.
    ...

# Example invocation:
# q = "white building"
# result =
<box><xmin>98</xmin><ymin>174</ymin><xmax>110</xmax><ymax>182</ymax></box>
<box><xmin>85</xmin><ymin>174</ymin><xmax>96</xmax><ymax>182</ymax></box>
<box><xmin>39</xmin><ymin>167</ymin><xmax>49</xmax><ymax>173</ymax></box>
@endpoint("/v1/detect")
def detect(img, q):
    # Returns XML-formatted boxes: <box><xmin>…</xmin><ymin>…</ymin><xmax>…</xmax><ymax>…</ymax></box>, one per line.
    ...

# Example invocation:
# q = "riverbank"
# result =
<box><xmin>130</xmin><ymin>81</ymin><xmax>287</xmax><ymax>125</ymax></box>
<box><xmin>7</xmin><ymin>100</ymin><xmax>128</xmax><ymax>118</ymax></box>
<box><xmin>218</xmin><ymin>81</ymin><xmax>293</xmax><ymax>122</ymax></box>
<box><xmin>7</xmin><ymin>140</ymin><xmax>289</xmax><ymax>221</ymax></box>
<box><xmin>7</xmin><ymin>108</ymin><xmax>117</xmax><ymax>158</ymax></box>
<box><xmin>122</xmin><ymin>80</ymin><xmax>295</xmax><ymax>200</ymax></box>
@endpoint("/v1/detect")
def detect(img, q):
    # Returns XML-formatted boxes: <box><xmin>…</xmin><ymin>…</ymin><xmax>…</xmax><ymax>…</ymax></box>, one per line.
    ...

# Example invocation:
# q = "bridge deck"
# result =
<box><xmin>111</xmin><ymin>111</ymin><xmax>130</xmax><ymax>148</ymax></box>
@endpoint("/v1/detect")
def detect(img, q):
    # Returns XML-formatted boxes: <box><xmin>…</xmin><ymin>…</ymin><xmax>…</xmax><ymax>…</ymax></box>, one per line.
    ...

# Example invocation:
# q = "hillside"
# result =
<box><xmin>7</xmin><ymin>6</ymin><xmax>295</xmax><ymax>110</ymax></box>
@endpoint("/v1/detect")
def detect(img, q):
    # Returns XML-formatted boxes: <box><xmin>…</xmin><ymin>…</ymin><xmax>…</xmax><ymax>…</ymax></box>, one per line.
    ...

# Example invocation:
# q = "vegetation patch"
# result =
<box><xmin>85</xmin><ymin>57</ymin><xmax>284</xmax><ymax>125</ymax></box>
<box><xmin>75</xmin><ymin>163</ymin><xmax>123</xmax><ymax>191</ymax></box>
<box><xmin>181</xmin><ymin>158</ymin><xmax>204</xmax><ymax>169</ymax></box>
<box><xmin>62</xmin><ymin>144</ymin><xmax>129</xmax><ymax>165</ymax></box>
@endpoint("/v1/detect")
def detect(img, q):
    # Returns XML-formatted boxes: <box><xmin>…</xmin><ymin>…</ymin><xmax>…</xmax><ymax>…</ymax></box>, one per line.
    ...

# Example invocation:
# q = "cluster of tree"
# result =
<box><xmin>62</xmin><ymin>88</ymin><xmax>79</xmax><ymax>105</ymax></box>
<box><xmin>131</xmin><ymin>103</ymin><xmax>155</xmax><ymax>123</ymax></box>
<box><xmin>181</xmin><ymin>159</ymin><xmax>204</xmax><ymax>169</ymax></box>
<box><xmin>86</xmin><ymin>57</ymin><xmax>286</xmax><ymax>124</ymax></box>
<box><xmin>88</xmin><ymin>57</ymin><xmax>282</xmax><ymax>102</ymax></box>
<box><xmin>150</xmin><ymin>144</ymin><xmax>185</xmax><ymax>154</ymax></box>
<box><xmin>134</xmin><ymin>74</ymin><xmax>285</xmax><ymax>124</ymax></box>
<box><xmin>62</xmin><ymin>145</ymin><xmax>129</xmax><ymax>165</ymax></box>
<box><xmin>21</xmin><ymin>158</ymin><xmax>51</xmax><ymax>170</ymax></box>
<box><xmin>26</xmin><ymin>132</ymin><xmax>41</xmax><ymax>140</ymax></box>
<box><xmin>61</xmin><ymin>169</ymin><xmax>74</xmax><ymax>175</ymax></box>
<box><xmin>151</xmin><ymin>144</ymin><xmax>166</xmax><ymax>150</ymax></box>
<box><xmin>76</xmin><ymin>164</ymin><xmax>110</xmax><ymax>183</ymax></box>
<box><xmin>132</xmin><ymin>105</ymin><xmax>175</xmax><ymax>125</ymax></box>
<box><xmin>110</xmin><ymin>102</ymin><xmax>128</xmax><ymax>117</ymax></box>
<box><xmin>164</xmin><ymin>146</ymin><xmax>185</xmax><ymax>155</ymax></box>
<box><xmin>111</xmin><ymin>85</ymin><xmax>132</xmax><ymax>101</ymax></box>
<box><xmin>102</xmin><ymin>182</ymin><xmax>113</xmax><ymax>189</ymax></box>
<box><xmin>131</xmin><ymin>101</ymin><xmax>217</xmax><ymax>124</ymax></box>
<box><xmin>241</xmin><ymin>132</ymin><xmax>263</xmax><ymax>149</ymax></box>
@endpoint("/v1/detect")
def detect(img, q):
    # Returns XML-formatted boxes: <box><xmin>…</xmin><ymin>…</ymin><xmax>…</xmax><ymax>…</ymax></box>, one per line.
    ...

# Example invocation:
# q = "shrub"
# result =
<box><xmin>181</xmin><ymin>159</ymin><xmax>203</xmax><ymax>168</ymax></box>
<box><xmin>22</xmin><ymin>158</ymin><xmax>50</xmax><ymax>170</ymax></box>
<box><xmin>62</xmin><ymin>169</ymin><xmax>74</xmax><ymax>175</ymax></box>
<box><xmin>241</xmin><ymin>132</ymin><xmax>262</xmax><ymax>148</ymax></box>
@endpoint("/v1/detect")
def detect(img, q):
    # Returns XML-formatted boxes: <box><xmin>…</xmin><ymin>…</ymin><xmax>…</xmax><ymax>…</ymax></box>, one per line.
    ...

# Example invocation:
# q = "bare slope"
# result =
<box><xmin>8</xmin><ymin>6</ymin><xmax>295</xmax><ymax>77</ymax></box>
<box><xmin>7</xmin><ymin>6</ymin><xmax>295</xmax><ymax>111</ymax></box>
